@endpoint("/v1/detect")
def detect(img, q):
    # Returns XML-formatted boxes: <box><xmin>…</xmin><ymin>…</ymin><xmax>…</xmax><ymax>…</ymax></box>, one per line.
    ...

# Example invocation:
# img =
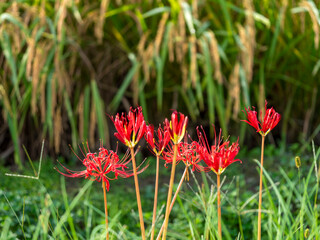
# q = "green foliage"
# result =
<box><xmin>1</xmin><ymin>142</ymin><xmax>320</xmax><ymax>239</ymax></box>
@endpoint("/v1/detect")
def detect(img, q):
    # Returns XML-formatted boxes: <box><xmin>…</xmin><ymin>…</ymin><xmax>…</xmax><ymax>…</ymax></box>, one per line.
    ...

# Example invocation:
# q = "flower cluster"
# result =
<box><xmin>111</xmin><ymin>106</ymin><xmax>146</xmax><ymax>148</ymax></box>
<box><xmin>164</xmin><ymin>111</ymin><xmax>188</xmax><ymax>144</ymax></box>
<box><xmin>55</xmin><ymin>100</ymin><xmax>281</xmax><ymax>240</ymax></box>
<box><xmin>163</xmin><ymin>140</ymin><xmax>204</xmax><ymax>172</ymax></box>
<box><xmin>242</xmin><ymin>100</ymin><xmax>281</xmax><ymax>136</ymax></box>
<box><xmin>196</xmin><ymin>127</ymin><xmax>241</xmax><ymax>175</ymax></box>
<box><xmin>145</xmin><ymin>124</ymin><xmax>170</xmax><ymax>156</ymax></box>
<box><xmin>57</xmin><ymin>106</ymin><xmax>249</xmax><ymax>186</ymax></box>
<box><xmin>56</xmin><ymin>143</ymin><xmax>131</xmax><ymax>191</ymax></box>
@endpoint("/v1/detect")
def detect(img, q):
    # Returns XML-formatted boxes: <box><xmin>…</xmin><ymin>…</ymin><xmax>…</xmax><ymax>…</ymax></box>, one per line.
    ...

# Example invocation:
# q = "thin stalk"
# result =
<box><xmin>238</xmin><ymin>213</ymin><xmax>244</xmax><ymax>240</ymax></box>
<box><xmin>257</xmin><ymin>135</ymin><xmax>265</xmax><ymax>240</ymax></box>
<box><xmin>130</xmin><ymin>147</ymin><xmax>146</xmax><ymax>240</ymax></box>
<box><xmin>314</xmin><ymin>142</ymin><xmax>319</xmax><ymax>240</ymax></box>
<box><xmin>299</xmin><ymin>169</ymin><xmax>303</xmax><ymax>240</ymax></box>
<box><xmin>217</xmin><ymin>173</ymin><xmax>221</xmax><ymax>240</ymax></box>
<box><xmin>156</xmin><ymin>167</ymin><xmax>188</xmax><ymax>240</ymax></box>
<box><xmin>150</xmin><ymin>154</ymin><xmax>160</xmax><ymax>240</ymax></box>
<box><xmin>314</xmin><ymin>176</ymin><xmax>319</xmax><ymax>240</ymax></box>
<box><xmin>102</xmin><ymin>181</ymin><xmax>109</xmax><ymax>240</ymax></box>
<box><xmin>162</xmin><ymin>143</ymin><xmax>178</xmax><ymax>240</ymax></box>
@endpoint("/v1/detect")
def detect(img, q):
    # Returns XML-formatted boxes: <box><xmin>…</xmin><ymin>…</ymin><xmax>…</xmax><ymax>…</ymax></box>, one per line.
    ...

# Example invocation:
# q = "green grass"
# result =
<box><xmin>1</xmin><ymin>141</ymin><xmax>320</xmax><ymax>239</ymax></box>
<box><xmin>1</xmin><ymin>0</ymin><xmax>320</xmax><ymax>167</ymax></box>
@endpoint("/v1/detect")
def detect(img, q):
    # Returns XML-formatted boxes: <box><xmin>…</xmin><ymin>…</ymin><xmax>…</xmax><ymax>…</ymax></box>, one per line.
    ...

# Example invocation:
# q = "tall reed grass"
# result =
<box><xmin>0</xmin><ymin>0</ymin><xmax>319</xmax><ymax>167</ymax></box>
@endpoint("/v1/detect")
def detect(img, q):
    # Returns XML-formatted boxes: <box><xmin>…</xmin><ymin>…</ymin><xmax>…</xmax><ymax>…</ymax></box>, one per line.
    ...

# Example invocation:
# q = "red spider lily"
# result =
<box><xmin>164</xmin><ymin>111</ymin><xmax>188</xmax><ymax>144</ymax></box>
<box><xmin>196</xmin><ymin>127</ymin><xmax>241</xmax><ymax>175</ymax></box>
<box><xmin>110</xmin><ymin>106</ymin><xmax>146</xmax><ymax>148</ymax></box>
<box><xmin>145</xmin><ymin>124</ymin><xmax>170</xmax><ymax>156</ymax></box>
<box><xmin>56</xmin><ymin>143</ymin><xmax>132</xmax><ymax>191</ymax></box>
<box><xmin>163</xmin><ymin>139</ymin><xmax>205</xmax><ymax>172</ymax></box>
<box><xmin>242</xmin><ymin>100</ymin><xmax>281</xmax><ymax>136</ymax></box>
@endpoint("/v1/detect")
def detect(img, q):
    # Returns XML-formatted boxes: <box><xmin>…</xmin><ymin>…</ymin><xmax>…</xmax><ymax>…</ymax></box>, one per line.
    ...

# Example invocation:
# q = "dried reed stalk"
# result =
<box><xmin>89</xmin><ymin>95</ymin><xmax>96</xmax><ymax>147</ymax></box>
<box><xmin>237</xmin><ymin>24</ymin><xmax>252</xmax><ymax>83</ymax></box>
<box><xmin>280</xmin><ymin>0</ymin><xmax>288</xmax><ymax>30</ymax></box>
<box><xmin>40</xmin><ymin>0</ymin><xmax>46</xmax><ymax>26</ymax></box>
<box><xmin>54</xmin><ymin>107</ymin><xmax>62</xmax><ymax>152</ymax></box>
<box><xmin>138</xmin><ymin>33</ymin><xmax>149</xmax><ymax>83</ymax></box>
<box><xmin>26</xmin><ymin>27</ymin><xmax>38</xmax><ymax>80</ymax></box>
<box><xmin>155</xmin><ymin>13</ymin><xmax>169</xmax><ymax>56</ymax></box>
<box><xmin>168</xmin><ymin>26</ymin><xmax>175</xmax><ymax>62</ymax></box>
<box><xmin>31</xmin><ymin>47</ymin><xmax>42</xmax><ymax>115</ymax></box>
<box><xmin>176</xmin><ymin>10</ymin><xmax>186</xmax><ymax>63</ymax></box>
<box><xmin>55</xmin><ymin>0</ymin><xmax>66</xmax><ymax>94</ymax></box>
<box><xmin>40</xmin><ymin>74</ymin><xmax>46</xmax><ymax>123</ymax></box>
<box><xmin>77</xmin><ymin>93</ymin><xmax>84</xmax><ymax>142</ymax></box>
<box><xmin>192</xmin><ymin>0</ymin><xmax>198</xmax><ymax>19</ymax></box>
<box><xmin>55</xmin><ymin>0</ymin><xmax>72</xmax><ymax>95</ymax></box>
<box><xmin>208</xmin><ymin>31</ymin><xmax>222</xmax><ymax>84</ymax></box>
<box><xmin>9</xmin><ymin>2</ymin><xmax>22</xmax><ymax>54</ymax></box>
<box><xmin>243</xmin><ymin>0</ymin><xmax>255</xmax><ymax>83</ymax></box>
<box><xmin>0</xmin><ymin>84</ymin><xmax>12</xmax><ymax>118</ymax></box>
<box><xmin>181</xmin><ymin>60</ymin><xmax>188</xmax><ymax>88</ymax></box>
<box><xmin>54</xmin><ymin>53</ymin><xmax>64</xmax><ymax>95</ymax></box>
<box><xmin>56</xmin><ymin>0</ymin><xmax>67</xmax><ymax>43</ymax></box>
<box><xmin>95</xmin><ymin>0</ymin><xmax>110</xmax><ymax>43</ymax></box>
<box><xmin>190</xmin><ymin>35</ymin><xmax>197</xmax><ymax>86</ymax></box>
<box><xmin>229</xmin><ymin>61</ymin><xmax>240</xmax><ymax>119</ymax></box>
<box><xmin>300</xmin><ymin>1</ymin><xmax>319</xmax><ymax>49</ymax></box>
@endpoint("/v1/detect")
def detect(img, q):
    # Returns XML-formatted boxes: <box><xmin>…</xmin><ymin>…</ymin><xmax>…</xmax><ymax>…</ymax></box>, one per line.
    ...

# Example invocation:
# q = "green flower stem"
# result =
<box><xmin>150</xmin><ymin>154</ymin><xmax>160</xmax><ymax>240</ymax></box>
<box><xmin>217</xmin><ymin>173</ymin><xmax>222</xmax><ymax>240</ymax></box>
<box><xmin>102</xmin><ymin>181</ymin><xmax>109</xmax><ymax>240</ymax></box>
<box><xmin>257</xmin><ymin>135</ymin><xmax>265</xmax><ymax>240</ymax></box>
<box><xmin>130</xmin><ymin>147</ymin><xmax>146</xmax><ymax>240</ymax></box>
<box><xmin>156</xmin><ymin>167</ymin><xmax>188</xmax><ymax>240</ymax></box>
<box><xmin>162</xmin><ymin>143</ymin><xmax>178</xmax><ymax>240</ymax></box>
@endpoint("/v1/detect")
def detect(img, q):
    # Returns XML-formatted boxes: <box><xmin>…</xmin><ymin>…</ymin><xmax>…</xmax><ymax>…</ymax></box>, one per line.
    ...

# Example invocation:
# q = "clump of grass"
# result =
<box><xmin>1</xmin><ymin>0</ymin><xmax>320</xmax><ymax>167</ymax></box>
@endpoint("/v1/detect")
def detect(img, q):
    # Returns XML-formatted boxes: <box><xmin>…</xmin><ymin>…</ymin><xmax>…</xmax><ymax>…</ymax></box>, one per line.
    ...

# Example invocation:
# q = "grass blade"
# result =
<box><xmin>109</xmin><ymin>55</ymin><xmax>139</xmax><ymax>112</ymax></box>
<box><xmin>53</xmin><ymin>180</ymin><xmax>93</xmax><ymax>236</ymax></box>
<box><xmin>91</xmin><ymin>80</ymin><xmax>108</xmax><ymax>145</ymax></box>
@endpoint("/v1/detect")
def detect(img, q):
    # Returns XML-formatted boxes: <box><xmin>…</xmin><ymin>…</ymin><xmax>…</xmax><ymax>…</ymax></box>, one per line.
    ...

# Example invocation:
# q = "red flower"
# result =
<box><xmin>56</xmin><ymin>143</ymin><xmax>131</xmax><ymax>191</ymax></box>
<box><xmin>164</xmin><ymin>111</ymin><xmax>188</xmax><ymax>144</ymax></box>
<box><xmin>111</xmin><ymin>106</ymin><xmax>146</xmax><ymax>148</ymax></box>
<box><xmin>196</xmin><ymin>127</ymin><xmax>241</xmax><ymax>175</ymax></box>
<box><xmin>163</xmin><ymin>139</ymin><xmax>205</xmax><ymax>172</ymax></box>
<box><xmin>242</xmin><ymin>100</ymin><xmax>281</xmax><ymax>136</ymax></box>
<box><xmin>145</xmin><ymin>124</ymin><xmax>170</xmax><ymax>156</ymax></box>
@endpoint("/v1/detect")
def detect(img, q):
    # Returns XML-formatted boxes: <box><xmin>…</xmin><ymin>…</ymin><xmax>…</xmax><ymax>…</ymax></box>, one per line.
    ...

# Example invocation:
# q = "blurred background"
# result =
<box><xmin>0</xmin><ymin>0</ymin><xmax>319</xmax><ymax>167</ymax></box>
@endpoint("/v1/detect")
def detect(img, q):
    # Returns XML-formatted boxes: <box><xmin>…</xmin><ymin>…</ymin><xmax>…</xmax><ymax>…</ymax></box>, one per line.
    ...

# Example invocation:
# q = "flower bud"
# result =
<box><xmin>304</xmin><ymin>228</ymin><xmax>309</xmax><ymax>238</ymax></box>
<box><xmin>295</xmin><ymin>156</ymin><xmax>301</xmax><ymax>169</ymax></box>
